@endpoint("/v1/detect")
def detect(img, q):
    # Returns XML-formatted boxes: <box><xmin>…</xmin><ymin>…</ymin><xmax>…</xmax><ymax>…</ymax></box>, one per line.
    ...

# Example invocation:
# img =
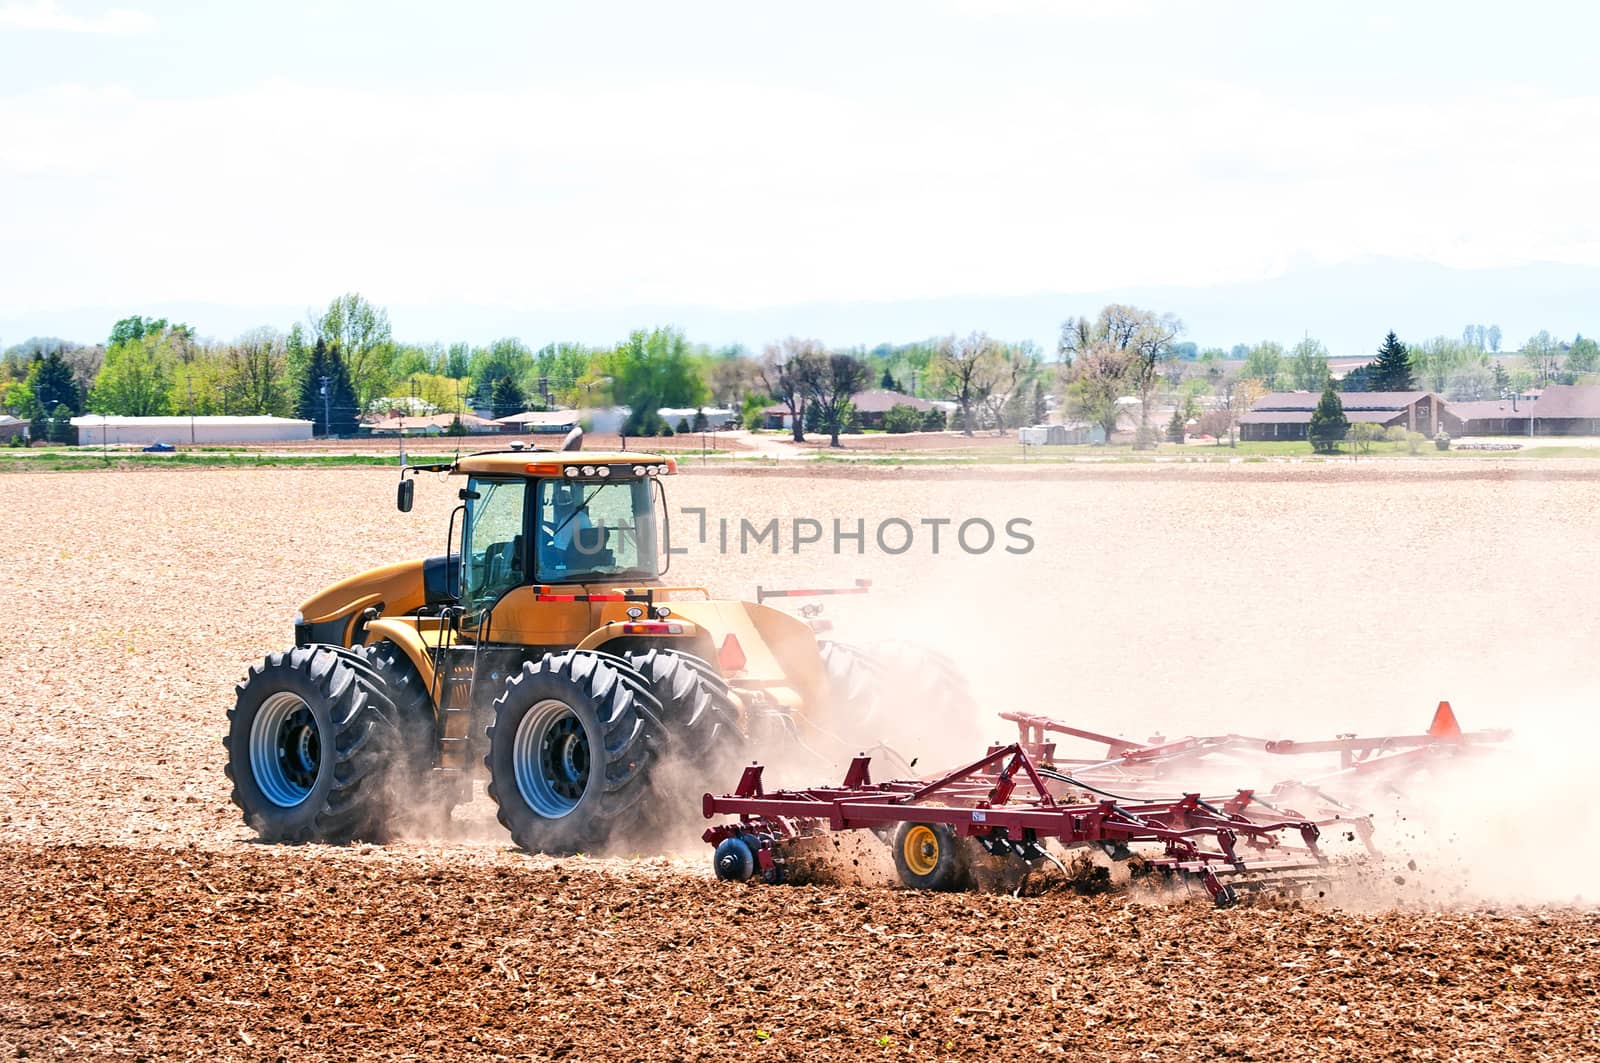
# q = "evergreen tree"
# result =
<box><xmin>1491</xmin><ymin>361</ymin><xmax>1510</xmax><ymax>395</ymax></box>
<box><xmin>880</xmin><ymin>367</ymin><xmax>898</xmax><ymax>391</ymax></box>
<box><xmin>490</xmin><ymin>375</ymin><xmax>526</xmax><ymax>418</ymax></box>
<box><xmin>325</xmin><ymin>348</ymin><xmax>359</xmax><ymax>436</ymax></box>
<box><xmin>1370</xmin><ymin>331</ymin><xmax>1413</xmax><ymax>391</ymax></box>
<box><xmin>1166</xmin><ymin>408</ymin><xmax>1185</xmax><ymax>443</ymax></box>
<box><xmin>1307</xmin><ymin>383</ymin><xmax>1349</xmax><ymax>453</ymax></box>
<box><xmin>1031</xmin><ymin>381</ymin><xmax>1047</xmax><ymax>424</ymax></box>
<box><xmin>48</xmin><ymin>403</ymin><xmax>76</xmax><ymax>445</ymax></box>
<box><xmin>296</xmin><ymin>339</ymin><xmax>331</xmax><ymax>434</ymax></box>
<box><xmin>294</xmin><ymin>340</ymin><xmax>359</xmax><ymax>435</ymax></box>
<box><xmin>30</xmin><ymin>351</ymin><xmax>83</xmax><ymax>414</ymax></box>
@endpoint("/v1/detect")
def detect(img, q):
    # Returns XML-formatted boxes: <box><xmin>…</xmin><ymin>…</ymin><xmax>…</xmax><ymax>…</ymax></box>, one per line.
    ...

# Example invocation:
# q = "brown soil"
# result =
<box><xmin>4</xmin><ymin>843</ymin><xmax>1596</xmax><ymax>1062</ymax></box>
<box><xmin>3</xmin><ymin>465</ymin><xmax>1599</xmax><ymax>1059</ymax></box>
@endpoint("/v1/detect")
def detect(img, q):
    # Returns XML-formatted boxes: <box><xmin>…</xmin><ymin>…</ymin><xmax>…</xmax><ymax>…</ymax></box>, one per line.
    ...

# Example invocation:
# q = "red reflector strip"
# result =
<box><xmin>619</xmin><ymin>622</ymin><xmax>684</xmax><ymax>635</ymax></box>
<box><xmin>586</xmin><ymin>594</ymin><xmax>627</xmax><ymax>602</ymax></box>
<box><xmin>535</xmin><ymin>594</ymin><xmax>580</xmax><ymax>602</ymax></box>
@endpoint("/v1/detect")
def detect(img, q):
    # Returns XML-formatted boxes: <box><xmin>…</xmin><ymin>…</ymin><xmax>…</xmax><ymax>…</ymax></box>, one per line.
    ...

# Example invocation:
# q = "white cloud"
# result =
<box><xmin>0</xmin><ymin>0</ymin><xmax>154</xmax><ymax>34</ymax></box>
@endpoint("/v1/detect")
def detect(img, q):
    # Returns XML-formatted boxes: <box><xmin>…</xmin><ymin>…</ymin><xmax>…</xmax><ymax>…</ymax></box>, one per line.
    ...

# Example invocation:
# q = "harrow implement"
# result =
<box><xmin>702</xmin><ymin>742</ymin><xmax>1353</xmax><ymax>907</ymax></box>
<box><xmin>702</xmin><ymin>702</ymin><xmax>1508</xmax><ymax>907</ymax></box>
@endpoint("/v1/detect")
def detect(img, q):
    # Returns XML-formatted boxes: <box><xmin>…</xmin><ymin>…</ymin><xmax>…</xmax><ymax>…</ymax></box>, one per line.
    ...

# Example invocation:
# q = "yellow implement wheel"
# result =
<box><xmin>892</xmin><ymin>822</ymin><xmax>970</xmax><ymax>891</ymax></box>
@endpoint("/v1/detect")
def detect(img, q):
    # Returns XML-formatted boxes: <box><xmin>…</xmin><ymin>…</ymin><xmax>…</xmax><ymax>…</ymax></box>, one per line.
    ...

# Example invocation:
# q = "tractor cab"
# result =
<box><xmin>446</xmin><ymin>452</ymin><xmax>677</xmax><ymax>614</ymax></box>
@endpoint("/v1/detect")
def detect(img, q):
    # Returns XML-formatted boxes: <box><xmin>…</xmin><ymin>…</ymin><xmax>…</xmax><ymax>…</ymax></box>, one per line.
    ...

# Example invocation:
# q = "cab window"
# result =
<box><xmin>461</xmin><ymin>477</ymin><xmax>527</xmax><ymax>609</ymax></box>
<box><xmin>536</xmin><ymin>479</ymin><xmax>658</xmax><ymax>582</ymax></box>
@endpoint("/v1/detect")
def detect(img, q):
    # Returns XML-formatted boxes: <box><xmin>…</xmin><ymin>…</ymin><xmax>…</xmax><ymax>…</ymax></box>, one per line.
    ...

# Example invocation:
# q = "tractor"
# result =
<box><xmin>224</xmin><ymin>435</ymin><xmax>977</xmax><ymax>854</ymax></box>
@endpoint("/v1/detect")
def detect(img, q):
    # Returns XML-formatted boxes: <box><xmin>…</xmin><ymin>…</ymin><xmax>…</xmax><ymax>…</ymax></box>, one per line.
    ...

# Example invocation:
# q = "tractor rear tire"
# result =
<box><xmin>485</xmin><ymin>650</ymin><xmax>660</xmax><ymax>855</ymax></box>
<box><xmin>820</xmin><ymin>640</ymin><xmax>985</xmax><ymax>767</ymax></box>
<box><xmin>892</xmin><ymin>821</ymin><xmax>971</xmax><ymax>891</ymax></box>
<box><xmin>224</xmin><ymin>645</ymin><xmax>399</xmax><ymax>843</ymax></box>
<box><xmin>623</xmin><ymin>648</ymin><xmax>746</xmax><ymax>763</ymax></box>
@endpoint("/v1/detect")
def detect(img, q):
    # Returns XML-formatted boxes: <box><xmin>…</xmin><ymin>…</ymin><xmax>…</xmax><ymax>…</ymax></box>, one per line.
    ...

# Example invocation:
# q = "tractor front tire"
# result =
<box><xmin>485</xmin><ymin>651</ymin><xmax>659</xmax><ymax>855</ymax></box>
<box><xmin>225</xmin><ymin>645</ymin><xmax>398</xmax><ymax>843</ymax></box>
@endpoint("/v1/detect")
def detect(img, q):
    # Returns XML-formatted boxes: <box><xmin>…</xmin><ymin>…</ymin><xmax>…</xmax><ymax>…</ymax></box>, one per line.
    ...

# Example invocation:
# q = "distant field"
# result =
<box><xmin>5</xmin><ymin>429</ymin><xmax>1597</xmax><ymax>470</ymax></box>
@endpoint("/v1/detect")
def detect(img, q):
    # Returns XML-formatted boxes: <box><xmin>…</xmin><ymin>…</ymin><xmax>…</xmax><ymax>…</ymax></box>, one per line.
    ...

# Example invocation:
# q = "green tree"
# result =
<box><xmin>91</xmin><ymin>333</ymin><xmax>176</xmax><ymax>415</ymax></box>
<box><xmin>880</xmin><ymin>367</ymin><xmax>898</xmax><ymax>391</ymax></box>
<box><xmin>1566</xmin><ymin>334</ymin><xmax>1600</xmax><ymax>377</ymax></box>
<box><xmin>1307</xmin><ymin>383</ymin><xmax>1349</xmax><ymax>453</ymax></box>
<box><xmin>609</xmin><ymin>327</ymin><xmax>708</xmax><ymax>436</ymax></box>
<box><xmin>1369</xmin><ymin>331</ymin><xmax>1413</xmax><ymax>391</ymax></box>
<box><xmin>920</xmin><ymin>407</ymin><xmax>947</xmax><ymax>431</ymax></box>
<box><xmin>1242</xmin><ymin>341</ymin><xmax>1284</xmax><ymax>390</ymax></box>
<box><xmin>315</xmin><ymin>293</ymin><xmax>395</xmax><ymax>410</ymax></box>
<box><xmin>1165</xmin><ymin>408</ymin><xmax>1185</xmax><ymax>443</ymax></box>
<box><xmin>883</xmin><ymin>404</ymin><xmax>922</xmax><ymax>433</ymax></box>
<box><xmin>1414</xmin><ymin>336</ymin><xmax>1469</xmax><ymax>393</ymax></box>
<box><xmin>1288</xmin><ymin>337</ymin><xmax>1330</xmax><ymax>391</ymax></box>
<box><xmin>1521</xmin><ymin>330</ymin><xmax>1562</xmax><ymax>385</ymax></box>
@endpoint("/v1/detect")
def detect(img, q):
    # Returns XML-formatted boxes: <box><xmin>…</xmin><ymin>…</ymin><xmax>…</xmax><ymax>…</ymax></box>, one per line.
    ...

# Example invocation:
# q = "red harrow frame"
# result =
<box><xmin>701</xmin><ymin>702</ymin><xmax>1508</xmax><ymax>907</ymax></box>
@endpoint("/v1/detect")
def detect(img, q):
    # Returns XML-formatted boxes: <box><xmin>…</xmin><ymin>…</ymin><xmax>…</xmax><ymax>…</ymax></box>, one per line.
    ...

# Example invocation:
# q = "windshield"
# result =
<box><xmin>460</xmin><ymin>477</ymin><xmax>528</xmax><ymax>610</ymax></box>
<box><xmin>536</xmin><ymin>478</ymin><xmax>658</xmax><ymax>582</ymax></box>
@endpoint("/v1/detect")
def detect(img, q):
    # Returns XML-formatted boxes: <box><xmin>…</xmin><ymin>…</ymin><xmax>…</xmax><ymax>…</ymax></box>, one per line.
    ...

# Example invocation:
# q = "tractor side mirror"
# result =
<box><xmin>397</xmin><ymin>478</ymin><xmax>414</xmax><ymax>512</ymax></box>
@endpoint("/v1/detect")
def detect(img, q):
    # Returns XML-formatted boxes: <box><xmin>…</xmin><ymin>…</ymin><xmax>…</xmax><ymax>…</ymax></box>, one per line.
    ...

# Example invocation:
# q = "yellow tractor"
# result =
<box><xmin>224</xmin><ymin>437</ymin><xmax>977</xmax><ymax>853</ymax></box>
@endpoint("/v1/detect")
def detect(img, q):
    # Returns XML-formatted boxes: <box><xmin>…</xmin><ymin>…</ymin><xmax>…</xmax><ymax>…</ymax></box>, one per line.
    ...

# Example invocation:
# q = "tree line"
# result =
<box><xmin>3</xmin><ymin>291</ymin><xmax>1593</xmax><ymax>446</ymax></box>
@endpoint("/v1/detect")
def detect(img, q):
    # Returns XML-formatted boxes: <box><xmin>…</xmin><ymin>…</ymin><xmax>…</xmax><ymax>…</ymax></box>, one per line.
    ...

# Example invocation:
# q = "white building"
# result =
<box><xmin>72</xmin><ymin>415</ymin><xmax>314</xmax><ymax>446</ymax></box>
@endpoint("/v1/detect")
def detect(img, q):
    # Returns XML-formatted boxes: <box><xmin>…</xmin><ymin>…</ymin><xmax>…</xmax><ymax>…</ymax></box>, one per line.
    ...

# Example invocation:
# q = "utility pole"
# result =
<box><xmin>320</xmin><ymin>376</ymin><xmax>331</xmax><ymax>438</ymax></box>
<box><xmin>187</xmin><ymin>377</ymin><xmax>196</xmax><ymax>445</ymax></box>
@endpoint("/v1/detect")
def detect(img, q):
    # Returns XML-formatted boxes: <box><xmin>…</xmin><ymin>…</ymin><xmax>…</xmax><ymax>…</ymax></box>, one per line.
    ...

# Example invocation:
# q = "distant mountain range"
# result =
<box><xmin>5</xmin><ymin>259</ymin><xmax>1596</xmax><ymax>357</ymax></box>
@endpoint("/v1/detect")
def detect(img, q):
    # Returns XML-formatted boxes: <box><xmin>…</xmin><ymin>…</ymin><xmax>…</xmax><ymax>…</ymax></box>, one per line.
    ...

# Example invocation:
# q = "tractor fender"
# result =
<box><xmin>362</xmin><ymin>618</ymin><xmax>439</xmax><ymax>694</ymax></box>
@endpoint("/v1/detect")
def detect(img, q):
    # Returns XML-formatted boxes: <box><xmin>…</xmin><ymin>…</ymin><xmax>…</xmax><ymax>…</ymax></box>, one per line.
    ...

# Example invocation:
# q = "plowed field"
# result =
<box><xmin>3</xmin><ymin>462</ymin><xmax>1598</xmax><ymax>1060</ymax></box>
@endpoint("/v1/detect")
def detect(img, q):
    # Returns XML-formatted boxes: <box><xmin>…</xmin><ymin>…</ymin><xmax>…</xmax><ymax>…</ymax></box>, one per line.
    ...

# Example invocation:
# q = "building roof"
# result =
<box><xmin>1531</xmin><ymin>384</ymin><xmax>1600</xmax><ymax>419</ymax></box>
<box><xmin>495</xmin><ymin>410</ymin><xmax>579</xmax><ymax>426</ymax></box>
<box><xmin>1447</xmin><ymin>400</ymin><xmax>1528</xmax><ymax>421</ymax></box>
<box><xmin>70</xmin><ymin>415</ymin><xmax>312</xmax><ymax>427</ymax></box>
<box><xmin>367</xmin><ymin>412</ymin><xmax>498</xmax><ymax>432</ymax></box>
<box><xmin>1252</xmin><ymin>391</ymin><xmax>1430</xmax><ymax>412</ymax></box>
<box><xmin>849</xmin><ymin>390</ymin><xmax>935</xmax><ymax>413</ymax></box>
<box><xmin>1239</xmin><ymin>409</ymin><xmax>1407</xmax><ymax>426</ymax></box>
<box><xmin>0</xmin><ymin>415</ymin><xmax>23</xmax><ymax>426</ymax></box>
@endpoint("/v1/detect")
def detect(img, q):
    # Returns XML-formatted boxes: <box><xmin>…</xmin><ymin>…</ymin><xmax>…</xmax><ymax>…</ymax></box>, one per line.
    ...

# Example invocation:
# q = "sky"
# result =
<box><xmin>2</xmin><ymin>1</ymin><xmax>1597</xmax><ymax>353</ymax></box>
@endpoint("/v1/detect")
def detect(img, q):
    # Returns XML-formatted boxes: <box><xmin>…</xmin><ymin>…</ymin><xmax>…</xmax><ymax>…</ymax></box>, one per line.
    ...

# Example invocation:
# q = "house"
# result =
<box><xmin>1525</xmin><ymin>384</ymin><xmax>1600</xmax><ymax>435</ymax></box>
<box><xmin>763</xmin><ymin>389</ymin><xmax>934</xmax><ymax>431</ymax></box>
<box><xmin>1239</xmin><ymin>391</ymin><xmax>1443</xmax><ymax>442</ymax></box>
<box><xmin>0</xmin><ymin>414</ymin><xmax>28</xmax><ymax>442</ymax></box>
<box><xmin>495</xmin><ymin>410</ymin><xmax>580</xmax><ymax>435</ymax></box>
<box><xmin>365</xmin><ymin>412</ymin><xmax>500</xmax><ymax>435</ymax></box>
